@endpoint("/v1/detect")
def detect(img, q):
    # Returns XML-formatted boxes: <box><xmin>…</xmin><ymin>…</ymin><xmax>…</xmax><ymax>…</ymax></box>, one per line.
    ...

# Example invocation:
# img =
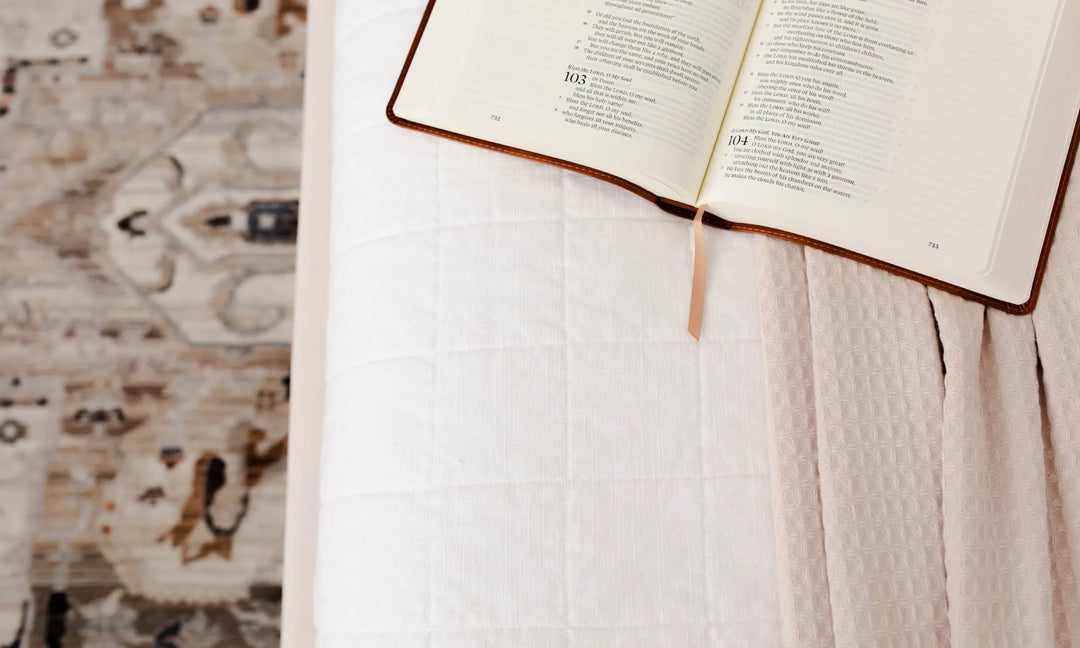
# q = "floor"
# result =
<box><xmin>0</xmin><ymin>1</ymin><xmax>305</xmax><ymax>645</ymax></box>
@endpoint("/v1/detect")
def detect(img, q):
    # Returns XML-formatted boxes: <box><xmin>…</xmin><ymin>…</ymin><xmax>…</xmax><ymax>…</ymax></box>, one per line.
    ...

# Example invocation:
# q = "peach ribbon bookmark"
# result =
<box><xmin>688</xmin><ymin>206</ymin><xmax>708</xmax><ymax>340</ymax></box>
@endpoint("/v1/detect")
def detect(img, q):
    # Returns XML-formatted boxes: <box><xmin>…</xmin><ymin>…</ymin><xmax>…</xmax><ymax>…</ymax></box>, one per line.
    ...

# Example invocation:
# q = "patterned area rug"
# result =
<box><xmin>0</xmin><ymin>1</ymin><xmax>305</xmax><ymax>645</ymax></box>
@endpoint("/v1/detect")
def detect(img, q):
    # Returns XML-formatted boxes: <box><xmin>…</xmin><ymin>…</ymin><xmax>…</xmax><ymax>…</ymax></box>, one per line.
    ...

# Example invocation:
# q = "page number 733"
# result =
<box><xmin>928</xmin><ymin>241</ymin><xmax>940</xmax><ymax>250</ymax></box>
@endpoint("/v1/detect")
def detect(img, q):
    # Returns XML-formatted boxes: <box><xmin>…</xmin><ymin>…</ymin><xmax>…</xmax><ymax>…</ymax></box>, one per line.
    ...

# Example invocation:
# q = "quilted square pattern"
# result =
<box><xmin>567</xmin><ymin>480</ymin><xmax>708</xmax><ymax>626</ymax></box>
<box><xmin>699</xmin><ymin>340</ymin><xmax>772</xmax><ymax>476</ymax></box>
<box><xmin>429</xmin><ymin>629</ymin><xmax>568</xmax><ymax>648</ymax></box>
<box><xmin>438</xmin><ymin>220</ymin><xmax>565</xmax><ymax>349</ymax></box>
<box><xmin>703</xmin><ymin>477</ymin><xmax>781</xmax><ymax>643</ymax></box>
<box><xmin>328</xmin><ymin>233</ymin><xmax>438</xmax><ymax>369</ymax></box>
<box><xmin>320</xmin><ymin>360</ymin><xmax>435</xmax><ymax>498</ymax></box>
<box><xmin>568</xmin><ymin>344</ymin><xmax>701</xmax><ymax>480</ymax></box>
<box><xmin>569</xmin><ymin>626</ymin><xmax>713</xmax><ymax>647</ymax></box>
<box><xmin>439</xmin><ymin>147</ymin><xmax>572</xmax><ymax>227</ymax></box>
<box><xmin>330</xmin><ymin>127</ymin><xmax>441</xmax><ymax>251</ymax></box>
<box><xmin>565</xmin><ymin>219</ymin><xmax>692</xmax><ymax>344</ymax></box>
<box><xmin>317</xmin><ymin>494</ymin><xmax>431</xmax><ymax>631</ymax></box>
<box><xmin>429</xmin><ymin>485</ymin><xmax>568</xmax><ymax>628</ymax></box>
<box><xmin>318</xmin><ymin>1</ymin><xmax>782</xmax><ymax>646</ymax></box>
<box><xmin>434</xmin><ymin>348</ymin><xmax>567</xmax><ymax>486</ymax></box>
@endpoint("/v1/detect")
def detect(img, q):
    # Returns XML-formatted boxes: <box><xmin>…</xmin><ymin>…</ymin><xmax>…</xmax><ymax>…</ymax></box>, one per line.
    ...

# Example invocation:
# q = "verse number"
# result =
<box><xmin>728</xmin><ymin>135</ymin><xmax>750</xmax><ymax>146</ymax></box>
<box><xmin>564</xmin><ymin>71</ymin><xmax>587</xmax><ymax>85</ymax></box>
<box><xmin>928</xmin><ymin>241</ymin><xmax>940</xmax><ymax>250</ymax></box>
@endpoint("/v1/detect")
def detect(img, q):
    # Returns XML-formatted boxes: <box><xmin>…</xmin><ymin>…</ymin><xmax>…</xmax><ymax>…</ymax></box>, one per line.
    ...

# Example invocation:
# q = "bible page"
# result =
<box><xmin>697</xmin><ymin>0</ymin><xmax>1080</xmax><ymax>304</ymax></box>
<box><xmin>392</xmin><ymin>0</ymin><xmax>761</xmax><ymax>203</ymax></box>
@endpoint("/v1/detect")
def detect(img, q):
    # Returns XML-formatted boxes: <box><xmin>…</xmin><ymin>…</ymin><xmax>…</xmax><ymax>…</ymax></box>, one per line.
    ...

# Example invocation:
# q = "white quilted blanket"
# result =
<box><xmin>315</xmin><ymin>1</ymin><xmax>781</xmax><ymax>645</ymax></box>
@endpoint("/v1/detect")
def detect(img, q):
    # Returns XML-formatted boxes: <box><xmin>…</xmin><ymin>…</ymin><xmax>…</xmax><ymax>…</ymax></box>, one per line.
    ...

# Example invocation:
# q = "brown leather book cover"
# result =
<box><xmin>387</xmin><ymin>0</ymin><xmax>1080</xmax><ymax>315</ymax></box>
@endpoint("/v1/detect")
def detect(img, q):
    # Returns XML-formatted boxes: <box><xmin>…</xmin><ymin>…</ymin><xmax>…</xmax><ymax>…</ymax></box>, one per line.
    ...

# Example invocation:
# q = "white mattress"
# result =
<box><xmin>316</xmin><ymin>1</ymin><xmax>781</xmax><ymax>645</ymax></box>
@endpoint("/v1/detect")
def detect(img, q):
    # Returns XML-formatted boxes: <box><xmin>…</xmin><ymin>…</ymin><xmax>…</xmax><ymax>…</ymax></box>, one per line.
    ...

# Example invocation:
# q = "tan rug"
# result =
<box><xmin>0</xmin><ymin>1</ymin><xmax>305</xmax><ymax>645</ymax></box>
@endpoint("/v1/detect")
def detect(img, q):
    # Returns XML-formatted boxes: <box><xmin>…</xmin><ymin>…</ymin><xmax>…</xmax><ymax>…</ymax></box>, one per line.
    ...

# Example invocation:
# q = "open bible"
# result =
<box><xmin>388</xmin><ymin>0</ymin><xmax>1080</xmax><ymax>313</ymax></box>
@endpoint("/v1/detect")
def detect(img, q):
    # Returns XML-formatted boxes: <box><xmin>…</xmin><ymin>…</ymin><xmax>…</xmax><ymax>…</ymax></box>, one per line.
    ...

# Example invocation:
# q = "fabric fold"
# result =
<box><xmin>757</xmin><ymin>157</ymin><xmax>1080</xmax><ymax>647</ymax></box>
<box><xmin>1033</xmin><ymin>177</ymin><xmax>1080</xmax><ymax>647</ymax></box>
<box><xmin>931</xmin><ymin>292</ymin><xmax>1055</xmax><ymax>647</ymax></box>
<box><xmin>756</xmin><ymin>239</ymin><xmax>834</xmax><ymax>648</ymax></box>
<box><xmin>803</xmin><ymin>250</ymin><xmax>948</xmax><ymax>648</ymax></box>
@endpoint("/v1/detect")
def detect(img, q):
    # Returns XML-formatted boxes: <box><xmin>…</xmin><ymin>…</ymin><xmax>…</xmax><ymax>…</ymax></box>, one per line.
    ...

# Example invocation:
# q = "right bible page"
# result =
<box><xmin>698</xmin><ymin>0</ymin><xmax>1080</xmax><ymax>304</ymax></box>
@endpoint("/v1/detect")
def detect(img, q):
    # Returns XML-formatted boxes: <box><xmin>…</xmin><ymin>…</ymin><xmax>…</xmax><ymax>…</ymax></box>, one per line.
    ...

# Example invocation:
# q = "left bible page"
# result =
<box><xmin>391</xmin><ymin>0</ymin><xmax>761</xmax><ymax>203</ymax></box>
